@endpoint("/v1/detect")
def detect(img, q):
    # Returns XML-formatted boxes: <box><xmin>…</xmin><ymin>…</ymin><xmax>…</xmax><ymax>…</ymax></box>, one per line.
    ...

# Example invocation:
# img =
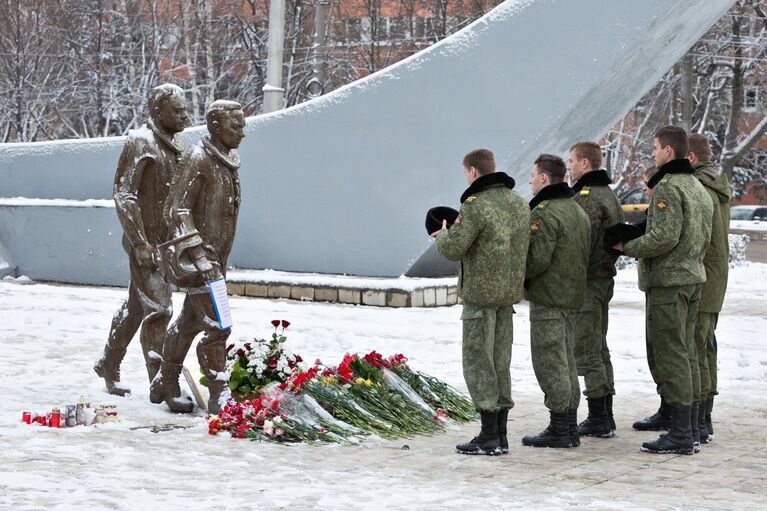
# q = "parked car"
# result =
<box><xmin>730</xmin><ymin>205</ymin><xmax>767</xmax><ymax>221</ymax></box>
<box><xmin>620</xmin><ymin>187</ymin><xmax>649</xmax><ymax>223</ymax></box>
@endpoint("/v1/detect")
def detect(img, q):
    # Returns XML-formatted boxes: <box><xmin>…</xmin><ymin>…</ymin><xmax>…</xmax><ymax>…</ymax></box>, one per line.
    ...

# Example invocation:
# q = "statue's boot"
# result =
<box><xmin>160</xmin><ymin>361</ymin><xmax>193</xmax><ymax>413</ymax></box>
<box><xmin>94</xmin><ymin>345</ymin><xmax>130</xmax><ymax>396</ymax></box>
<box><xmin>94</xmin><ymin>298</ymin><xmax>141</xmax><ymax>396</ymax></box>
<box><xmin>156</xmin><ymin>321</ymin><xmax>196</xmax><ymax>413</ymax></box>
<box><xmin>141</xmin><ymin>315</ymin><xmax>170</xmax><ymax>404</ymax></box>
<box><xmin>198</xmin><ymin>339</ymin><xmax>227</xmax><ymax>415</ymax></box>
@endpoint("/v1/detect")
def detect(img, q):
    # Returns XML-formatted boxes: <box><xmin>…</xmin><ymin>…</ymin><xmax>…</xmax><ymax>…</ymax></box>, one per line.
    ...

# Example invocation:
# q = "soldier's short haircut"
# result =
<box><xmin>569</xmin><ymin>141</ymin><xmax>603</xmax><ymax>170</ymax></box>
<box><xmin>206</xmin><ymin>100</ymin><xmax>243</xmax><ymax>128</ymax></box>
<box><xmin>463</xmin><ymin>149</ymin><xmax>495</xmax><ymax>175</ymax></box>
<box><xmin>148</xmin><ymin>83</ymin><xmax>184</xmax><ymax>115</ymax></box>
<box><xmin>534</xmin><ymin>154</ymin><xmax>566</xmax><ymax>183</ymax></box>
<box><xmin>688</xmin><ymin>133</ymin><xmax>712</xmax><ymax>161</ymax></box>
<box><xmin>654</xmin><ymin>125</ymin><xmax>688</xmax><ymax>160</ymax></box>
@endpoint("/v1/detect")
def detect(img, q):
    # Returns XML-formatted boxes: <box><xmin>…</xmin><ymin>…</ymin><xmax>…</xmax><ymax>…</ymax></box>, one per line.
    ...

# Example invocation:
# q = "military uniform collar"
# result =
<box><xmin>648</xmin><ymin>158</ymin><xmax>694</xmax><ymax>189</ymax></box>
<box><xmin>459</xmin><ymin>172</ymin><xmax>516</xmax><ymax>203</ymax></box>
<box><xmin>693</xmin><ymin>160</ymin><xmax>719</xmax><ymax>181</ymax></box>
<box><xmin>529</xmin><ymin>182</ymin><xmax>573</xmax><ymax>210</ymax></box>
<box><xmin>147</xmin><ymin>118</ymin><xmax>184</xmax><ymax>156</ymax></box>
<box><xmin>202</xmin><ymin>136</ymin><xmax>241</xmax><ymax>170</ymax></box>
<box><xmin>572</xmin><ymin>169</ymin><xmax>612</xmax><ymax>192</ymax></box>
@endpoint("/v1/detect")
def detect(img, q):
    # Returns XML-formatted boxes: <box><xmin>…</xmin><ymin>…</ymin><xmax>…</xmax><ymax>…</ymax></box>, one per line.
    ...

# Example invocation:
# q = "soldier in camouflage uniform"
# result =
<box><xmin>434</xmin><ymin>149</ymin><xmax>530</xmax><ymax>455</ymax></box>
<box><xmin>522</xmin><ymin>154</ymin><xmax>591</xmax><ymax>449</ymax></box>
<box><xmin>567</xmin><ymin>142</ymin><xmax>624</xmax><ymax>438</ymax></box>
<box><xmin>615</xmin><ymin>126</ymin><xmax>713</xmax><ymax>455</ymax></box>
<box><xmin>688</xmin><ymin>134</ymin><xmax>731</xmax><ymax>443</ymax></box>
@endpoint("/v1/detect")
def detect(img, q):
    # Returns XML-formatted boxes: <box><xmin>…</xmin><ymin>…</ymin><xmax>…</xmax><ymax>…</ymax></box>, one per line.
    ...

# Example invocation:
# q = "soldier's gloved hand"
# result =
<box><xmin>135</xmin><ymin>243</ymin><xmax>155</xmax><ymax>267</ymax></box>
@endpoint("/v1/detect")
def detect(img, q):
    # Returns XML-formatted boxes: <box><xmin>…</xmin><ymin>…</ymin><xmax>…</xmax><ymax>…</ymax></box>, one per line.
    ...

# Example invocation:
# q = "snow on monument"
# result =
<box><xmin>0</xmin><ymin>0</ymin><xmax>735</xmax><ymax>285</ymax></box>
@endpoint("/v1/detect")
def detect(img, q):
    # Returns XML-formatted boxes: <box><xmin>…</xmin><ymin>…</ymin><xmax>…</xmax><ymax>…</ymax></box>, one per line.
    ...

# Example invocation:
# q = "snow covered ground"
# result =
<box><xmin>1</xmin><ymin>265</ymin><xmax>766</xmax><ymax>510</ymax></box>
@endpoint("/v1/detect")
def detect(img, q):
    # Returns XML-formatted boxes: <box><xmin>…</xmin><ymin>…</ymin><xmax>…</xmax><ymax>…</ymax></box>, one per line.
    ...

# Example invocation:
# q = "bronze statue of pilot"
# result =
<box><xmin>152</xmin><ymin>100</ymin><xmax>245</xmax><ymax>414</ymax></box>
<box><xmin>94</xmin><ymin>84</ymin><xmax>188</xmax><ymax>400</ymax></box>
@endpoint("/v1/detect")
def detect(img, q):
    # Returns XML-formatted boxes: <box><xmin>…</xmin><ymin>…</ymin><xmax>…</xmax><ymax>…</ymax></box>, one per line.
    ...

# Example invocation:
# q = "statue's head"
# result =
<box><xmin>149</xmin><ymin>84</ymin><xmax>188</xmax><ymax>134</ymax></box>
<box><xmin>206</xmin><ymin>100</ymin><xmax>245</xmax><ymax>150</ymax></box>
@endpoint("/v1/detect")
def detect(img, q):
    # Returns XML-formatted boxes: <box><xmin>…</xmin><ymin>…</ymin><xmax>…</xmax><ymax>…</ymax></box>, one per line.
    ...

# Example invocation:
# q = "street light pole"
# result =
<box><xmin>306</xmin><ymin>0</ymin><xmax>330</xmax><ymax>98</ymax></box>
<box><xmin>263</xmin><ymin>0</ymin><xmax>287</xmax><ymax>113</ymax></box>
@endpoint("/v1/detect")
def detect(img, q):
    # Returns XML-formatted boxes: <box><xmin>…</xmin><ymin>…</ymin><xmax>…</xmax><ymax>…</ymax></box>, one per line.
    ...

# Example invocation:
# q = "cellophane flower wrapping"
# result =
<box><xmin>387</xmin><ymin>354</ymin><xmax>476</xmax><ymax>423</ymax></box>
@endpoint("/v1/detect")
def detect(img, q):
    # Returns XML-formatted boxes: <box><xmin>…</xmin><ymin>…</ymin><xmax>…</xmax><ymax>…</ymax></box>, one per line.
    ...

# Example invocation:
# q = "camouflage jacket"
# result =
<box><xmin>524</xmin><ymin>182</ymin><xmax>591</xmax><ymax>310</ymax></box>
<box><xmin>624</xmin><ymin>158</ymin><xmax>713</xmax><ymax>291</ymax></box>
<box><xmin>572</xmin><ymin>170</ymin><xmax>624</xmax><ymax>280</ymax></box>
<box><xmin>113</xmin><ymin>119</ymin><xmax>183</xmax><ymax>252</ymax></box>
<box><xmin>436</xmin><ymin>172</ymin><xmax>530</xmax><ymax>308</ymax></box>
<box><xmin>695</xmin><ymin>161</ymin><xmax>731</xmax><ymax>312</ymax></box>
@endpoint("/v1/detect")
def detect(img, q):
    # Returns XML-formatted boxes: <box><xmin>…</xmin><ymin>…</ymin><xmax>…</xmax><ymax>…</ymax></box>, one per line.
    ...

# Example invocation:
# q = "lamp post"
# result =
<box><xmin>263</xmin><ymin>0</ymin><xmax>287</xmax><ymax>113</ymax></box>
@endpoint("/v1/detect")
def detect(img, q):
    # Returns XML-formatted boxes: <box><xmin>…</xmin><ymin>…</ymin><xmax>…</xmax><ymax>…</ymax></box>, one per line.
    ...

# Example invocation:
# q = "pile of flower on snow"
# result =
<box><xmin>204</xmin><ymin>320</ymin><xmax>476</xmax><ymax>443</ymax></box>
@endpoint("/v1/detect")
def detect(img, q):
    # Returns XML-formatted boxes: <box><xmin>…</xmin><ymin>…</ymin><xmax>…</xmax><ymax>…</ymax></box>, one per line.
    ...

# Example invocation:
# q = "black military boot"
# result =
<box><xmin>578</xmin><ymin>396</ymin><xmax>614</xmax><ymax>438</ymax></box>
<box><xmin>568</xmin><ymin>409</ymin><xmax>580</xmax><ymax>447</ymax></box>
<box><xmin>605</xmin><ymin>394</ymin><xmax>616</xmax><ymax>433</ymax></box>
<box><xmin>497</xmin><ymin>408</ymin><xmax>510</xmax><ymax>454</ymax></box>
<box><xmin>456</xmin><ymin>411</ymin><xmax>501</xmax><ymax>455</ymax></box>
<box><xmin>632</xmin><ymin>397</ymin><xmax>671</xmax><ymax>431</ymax></box>
<box><xmin>522</xmin><ymin>411</ymin><xmax>572</xmax><ymax>448</ymax></box>
<box><xmin>690</xmin><ymin>402</ymin><xmax>701</xmax><ymax>453</ymax></box>
<box><xmin>705</xmin><ymin>396</ymin><xmax>714</xmax><ymax>440</ymax></box>
<box><xmin>640</xmin><ymin>406</ymin><xmax>694</xmax><ymax>455</ymax></box>
<box><xmin>698</xmin><ymin>401</ymin><xmax>710</xmax><ymax>444</ymax></box>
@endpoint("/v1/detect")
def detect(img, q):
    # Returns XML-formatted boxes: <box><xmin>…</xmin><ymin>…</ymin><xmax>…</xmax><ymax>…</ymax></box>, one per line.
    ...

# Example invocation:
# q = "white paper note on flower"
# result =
<box><xmin>206</xmin><ymin>277</ymin><xmax>232</xmax><ymax>330</ymax></box>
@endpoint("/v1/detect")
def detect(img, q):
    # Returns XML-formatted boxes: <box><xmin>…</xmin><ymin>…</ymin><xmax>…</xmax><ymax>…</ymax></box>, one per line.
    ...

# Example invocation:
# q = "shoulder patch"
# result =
<box><xmin>579</xmin><ymin>188</ymin><xmax>590</xmax><ymax>195</ymax></box>
<box><xmin>465</xmin><ymin>196</ymin><xmax>477</xmax><ymax>203</ymax></box>
<box><xmin>530</xmin><ymin>218</ymin><xmax>542</xmax><ymax>234</ymax></box>
<box><xmin>536</xmin><ymin>202</ymin><xmax>546</xmax><ymax>209</ymax></box>
<box><xmin>656</xmin><ymin>197</ymin><xmax>669</xmax><ymax>211</ymax></box>
<box><xmin>660</xmin><ymin>176</ymin><xmax>669</xmax><ymax>184</ymax></box>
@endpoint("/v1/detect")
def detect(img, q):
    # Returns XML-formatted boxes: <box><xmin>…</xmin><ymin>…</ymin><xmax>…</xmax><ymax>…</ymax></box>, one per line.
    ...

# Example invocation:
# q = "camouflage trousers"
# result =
<box><xmin>573</xmin><ymin>278</ymin><xmax>615</xmax><ymax>399</ymax></box>
<box><xmin>529</xmin><ymin>302</ymin><xmax>580</xmax><ymax>413</ymax></box>
<box><xmin>460</xmin><ymin>304</ymin><xmax>515</xmax><ymax>412</ymax></box>
<box><xmin>695</xmin><ymin>311</ymin><xmax>719</xmax><ymax>398</ymax></box>
<box><xmin>645</xmin><ymin>284</ymin><xmax>701</xmax><ymax>408</ymax></box>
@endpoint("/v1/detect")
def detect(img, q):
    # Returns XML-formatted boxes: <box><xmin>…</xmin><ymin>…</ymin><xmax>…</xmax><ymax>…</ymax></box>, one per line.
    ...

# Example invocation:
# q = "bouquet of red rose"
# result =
<box><xmin>206</xmin><ymin>388</ymin><xmax>353</xmax><ymax>443</ymax></box>
<box><xmin>328</xmin><ymin>351</ymin><xmax>443</xmax><ymax>435</ymax></box>
<box><xmin>205</xmin><ymin>321</ymin><xmax>476</xmax><ymax>444</ymax></box>
<box><xmin>299</xmin><ymin>365</ymin><xmax>399</xmax><ymax>438</ymax></box>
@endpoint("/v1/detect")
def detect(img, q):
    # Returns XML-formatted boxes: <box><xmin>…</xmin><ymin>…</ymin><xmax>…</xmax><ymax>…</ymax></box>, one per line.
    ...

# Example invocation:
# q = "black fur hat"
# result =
<box><xmin>603</xmin><ymin>222</ymin><xmax>645</xmax><ymax>255</ymax></box>
<box><xmin>425</xmin><ymin>206</ymin><xmax>459</xmax><ymax>235</ymax></box>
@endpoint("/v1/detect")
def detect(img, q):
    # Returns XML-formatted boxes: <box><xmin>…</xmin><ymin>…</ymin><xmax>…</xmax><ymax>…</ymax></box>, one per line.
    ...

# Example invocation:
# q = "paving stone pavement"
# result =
<box><xmin>400</xmin><ymin>391</ymin><xmax>767</xmax><ymax>510</ymax></box>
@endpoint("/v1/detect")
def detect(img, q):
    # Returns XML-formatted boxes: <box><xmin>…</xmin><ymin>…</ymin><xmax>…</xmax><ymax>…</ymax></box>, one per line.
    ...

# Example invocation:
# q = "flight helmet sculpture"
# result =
<box><xmin>152</xmin><ymin>100</ymin><xmax>245</xmax><ymax>414</ymax></box>
<box><xmin>94</xmin><ymin>83</ymin><xmax>188</xmax><ymax>399</ymax></box>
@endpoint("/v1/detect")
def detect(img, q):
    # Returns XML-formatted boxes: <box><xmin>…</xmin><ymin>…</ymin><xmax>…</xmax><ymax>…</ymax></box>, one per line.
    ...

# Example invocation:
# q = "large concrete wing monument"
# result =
<box><xmin>0</xmin><ymin>0</ymin><xmax>734</xmax><ymax>285</ymax></box>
